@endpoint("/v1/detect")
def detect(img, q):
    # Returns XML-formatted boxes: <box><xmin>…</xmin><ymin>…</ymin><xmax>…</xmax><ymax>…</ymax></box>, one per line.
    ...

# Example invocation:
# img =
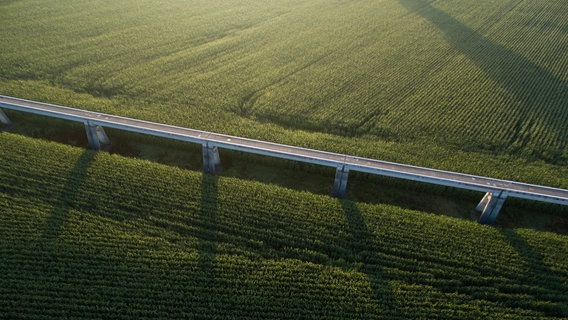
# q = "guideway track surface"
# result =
<box><xmin>1</xmin><ymin>94</ymin><xmax>567</xmax><ymax>208</ymax></box>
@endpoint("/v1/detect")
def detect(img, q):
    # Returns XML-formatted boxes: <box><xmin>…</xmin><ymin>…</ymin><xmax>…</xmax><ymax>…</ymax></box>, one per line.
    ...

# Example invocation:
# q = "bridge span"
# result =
<box><xmin>1</xmin><ymin>95</ymin><xmax>567</xmax><ymax>224</ymax></box>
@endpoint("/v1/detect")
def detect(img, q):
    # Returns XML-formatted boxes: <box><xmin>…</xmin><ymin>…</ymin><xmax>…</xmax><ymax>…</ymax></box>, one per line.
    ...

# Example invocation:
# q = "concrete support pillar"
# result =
<box><xmin>332</xmin><ymin>164</ymin><xmax>349</xmax><ymax>198</ymax></box>
<box><xmin>85</xmin><ymin>121</ymin><xmax>110</xmax><ymax>150</ymax></box>
<box><xmin>0</xmin><ymin>109</ymin><xmax>11</xmax><ymax>125</ymax></box>
<box><xmin>202</xmin><ymin>143</ymin><xmax>222</xmax><ymax>175</ymax></box>
<box><xmin>477</xmin><ymin>191</ymin><xmax>508</xmax><ymax>225</ymax></box>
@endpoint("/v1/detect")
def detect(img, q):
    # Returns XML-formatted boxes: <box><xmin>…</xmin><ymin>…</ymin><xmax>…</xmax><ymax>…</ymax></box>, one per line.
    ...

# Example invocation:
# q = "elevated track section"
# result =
<box><xmin>1</xmin><ymin>95</ymin><xmax>567</xmax><ymax>224</ymax></box>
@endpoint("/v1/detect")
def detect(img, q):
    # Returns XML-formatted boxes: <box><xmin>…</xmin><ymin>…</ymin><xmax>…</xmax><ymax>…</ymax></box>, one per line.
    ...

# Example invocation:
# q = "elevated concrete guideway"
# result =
<box><xmin>1</xmin><ymin>95</ymin><xmax>567</xmax><ymax>224</ymax></box>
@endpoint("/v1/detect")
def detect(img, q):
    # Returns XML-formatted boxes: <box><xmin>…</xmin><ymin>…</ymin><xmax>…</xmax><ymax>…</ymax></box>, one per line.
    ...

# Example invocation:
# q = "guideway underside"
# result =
<box><xmin>1</xmin><ymin>95</ymin><xmax>567</xmax><ymax>225</ymax></box>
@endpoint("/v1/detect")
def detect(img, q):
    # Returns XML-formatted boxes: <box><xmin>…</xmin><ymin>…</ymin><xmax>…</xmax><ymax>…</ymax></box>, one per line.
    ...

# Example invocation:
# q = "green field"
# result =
<box><xmin>1</xmin><ymin>133</ymin><xmax>568</xmax><ymax>319</ymax></box>
<box><xmin>1</xmin><ymin>0</ymin><xmax>567</xmax><ymax>188</ymax></box>
<box><xmin>1</xmin><ymin>1</ymin><xmax>568</xmax><ymax>317</ymax></box>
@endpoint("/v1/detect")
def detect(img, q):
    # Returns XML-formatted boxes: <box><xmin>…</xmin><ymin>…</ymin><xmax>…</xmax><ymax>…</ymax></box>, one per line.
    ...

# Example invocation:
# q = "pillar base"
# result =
<box><xmin>332</xmin><ymin>165</ymin><xmax>349</xmax><ymax>198</ymax></box>
<box><xmin>203</xmin><ymin>144</ymin><xmax>222</xmax><ymax>175</ymax></box>
<box><xmin>0</xmin><ymin>109</ymin><xmax>12</xmax><ymax>126</ymax></box>
<box><xmin>85</xmin><ymin>122</ymin><xmax>110</xmax><ymax>150</ymax></box>
<box><xmin>476</xmin><ymin>191</ymin><xmax>508</xmax><ymax>225</ymax></box>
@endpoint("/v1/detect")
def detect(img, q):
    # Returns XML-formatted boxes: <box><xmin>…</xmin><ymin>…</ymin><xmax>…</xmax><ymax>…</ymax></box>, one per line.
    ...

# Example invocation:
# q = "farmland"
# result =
<box><xmin>1</xmin><ymin>0</ymin><xmax>568</xmax><ymax>317</ymax></box>
<box><xmin>1</xmin><ymin>0</ymin><xmax>567</xmax><ymax>188</ymax></box>
<box><xmin>1</xmin><ymin>133</ymin><xmax>568</xmax><ymax>318</ymax></box>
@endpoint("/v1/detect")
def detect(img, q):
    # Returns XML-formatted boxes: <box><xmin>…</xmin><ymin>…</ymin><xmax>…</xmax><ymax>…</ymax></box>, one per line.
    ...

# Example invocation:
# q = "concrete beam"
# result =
<box><xmin>332</xmin><ymin>164</ymin><xmax>349</xmax><ymax>198</ymax></box>
<box><xmin>203</xmin><ymin>143</ymin><xmax>222</xmax><ymax>175</ymax></box>
<box><xmin>85</xmin><ymin>122</ymin><xmax>110</xmax><ymax>150</ymax></box>
<box><xmin>0</xmin><ymin>109</ymin><xmax>11</xmax><ymax>125</ymax></box>
<box><xmin>477</xmin><ymin>191</ymin><xmax>508</xmax><ymax>225</ymax></box>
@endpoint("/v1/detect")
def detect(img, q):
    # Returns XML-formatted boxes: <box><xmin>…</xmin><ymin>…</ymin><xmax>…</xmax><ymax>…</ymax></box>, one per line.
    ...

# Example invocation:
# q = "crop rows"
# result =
<box><xmin>1</xmin><ymin>0</ymin><xmax>567</xmax><ymax>184</ymax></box>
<box><xmin>1</xmin><ymin>133</ymin><xmax>567</xmax><ymax>319</ymax></box>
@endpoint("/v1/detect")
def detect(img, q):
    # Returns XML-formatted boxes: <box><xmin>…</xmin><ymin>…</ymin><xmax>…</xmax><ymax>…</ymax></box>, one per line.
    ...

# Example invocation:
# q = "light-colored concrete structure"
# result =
<box><xmin>202</xmin><ymin>143</ymin><xmax>222</xmax><ymax>175</ymax></box>
<box><xmin>0</xmin><ymin>109</ymin><xmax>11</xmax><ymax>125</ymax></box>
<box><xmin>476</xmin><ymin>191</ymin><xmax>508</xmax><ymax>225</ymax></box>
<box><xmin>85</xmin><ymin>121</ymin><xmax>110</xmax><ymax>150</ymax></box>
<box><xmin>332</xmin><ymin>165</ymin><xmax>349</xmax><ymax>198</ymax></box>
<box><xmin>1</xmin><ymin>95</ymin><xmax>567</xmax><ymax>225</ymax></box>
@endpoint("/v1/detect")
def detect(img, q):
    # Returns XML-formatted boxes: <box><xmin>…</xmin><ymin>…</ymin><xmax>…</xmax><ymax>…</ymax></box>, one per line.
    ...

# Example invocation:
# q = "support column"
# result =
<box><xmin>84</xmin><ymin>121</ymin><xmax>110</xmax><ymax>150</ymax></box>
<box><xmin>202</xmin><ymin>143</ymin><xmax>222</xmax><ymax>175</ymax></box>
<box><xmin>0</xmin><ymin>109</ymin><xmax>11</xmax><ymax>126</ymax></box>
<box><xmin>332</xmin><ymin>164</ymin><xmax>349</xmax><ymax>198</ymax></box>
<box><xmin>476</xmin><ymin>191</ymin><xmax>508</xmax><ymax>225</ymax></box>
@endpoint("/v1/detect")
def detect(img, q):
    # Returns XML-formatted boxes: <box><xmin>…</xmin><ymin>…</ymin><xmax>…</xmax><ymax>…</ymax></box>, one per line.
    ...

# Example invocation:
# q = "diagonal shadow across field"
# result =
<box><xmin>196</xmin><ymin>174</ymin><xmax>219</xmax><ymax>300</ymax></box>
<box><xmin>501</xmin><ymin>229</ymin><xmax>568</xmax><ymax>317</ymax></box>
<box><xmin>340</xmin><ymin>200</ymin><xmax>402</xmax><ymax>317</ymax></box>
<box><xmin>40</xmin><ymin>151</ymin><xmax>95</xmax><ymax>243</ymax></box>
<box><xmin>398</xmin><ymin>0</ymin><xmax>568</xmax><ymax>154</ymax></box>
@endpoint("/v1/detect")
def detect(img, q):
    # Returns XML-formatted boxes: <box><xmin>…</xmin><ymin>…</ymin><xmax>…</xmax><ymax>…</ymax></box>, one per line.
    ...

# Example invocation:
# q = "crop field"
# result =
<box><xmin>0</xmin><ymin>133</ymin><xmax>567</xmax><ymax>319</ymax></box>
<box><xmin>1</xmin><ymin>0</ymin><xmax>567</xmax><ymax>188</ymax></box>
<box><xmin>2</xmin><ymin>1</ymin><xmax>568</xmax><ymax>318</ymax></box>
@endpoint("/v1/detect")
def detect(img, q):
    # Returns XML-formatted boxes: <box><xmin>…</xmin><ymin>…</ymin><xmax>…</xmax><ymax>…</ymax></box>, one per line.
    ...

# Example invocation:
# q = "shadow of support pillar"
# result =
<box><xmin>84</xmin><ymin>121</ymin><xmax>110</xmax><ymax>151</ymax></box>
<box><xmin>332</xmin><ymin>164</ymin><xmax>349</xmax><ymax>198</ymax></box>
<box><xmin>476</xmin><ymin>191</ymin><xmax>508</xmax><ymax>225</ymax></box>
<box><xmin>203</xmin><ymin>143</ymin><xmax>222</xmax><ymax>175</ymax></box>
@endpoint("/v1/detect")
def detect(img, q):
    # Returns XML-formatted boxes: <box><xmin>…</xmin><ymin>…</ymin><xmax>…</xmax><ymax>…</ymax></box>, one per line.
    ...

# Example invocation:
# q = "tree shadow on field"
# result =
<box><xmin>196</xmin><ymin>175</ymin><xmax>219</xmax><ymax>298</ymax></box>
<box><xmin>341</xmin><ymin>200</ymin><xmax>402</xmax><ymax>317</ymax></box>
<box><xmin>500</xmin><ymin>229</ymin><xmax>568</xmax><ymax>317</ymax></box>
<box><xmin>40</xmin><ymin>151</ymin><xmax>95</xmax><ymax>243</ymax></box>
<box><xmin>398</xmin><ymin>0</ymin><xmax>568</xmax><ymax>154</ymax></box>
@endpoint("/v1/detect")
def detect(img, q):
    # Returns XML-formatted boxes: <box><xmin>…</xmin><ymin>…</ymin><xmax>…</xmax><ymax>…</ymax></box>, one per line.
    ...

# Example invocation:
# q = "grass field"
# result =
<box><xmin>1</xmin><ymin>0</ymin><xmax>567</xmax><ymax>188</ymax></box>
<box><xmin>1</xmin><ymin>133</ymin><xmax>568</xmax><ymax>319</ymax></box>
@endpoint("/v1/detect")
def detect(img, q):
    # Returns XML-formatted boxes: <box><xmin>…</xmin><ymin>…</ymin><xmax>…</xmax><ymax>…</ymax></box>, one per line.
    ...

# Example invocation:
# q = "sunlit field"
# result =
<box><xmin>1</xmin><ymin>0</ymin><xmax>567</xmax><ymax>187</ymax></box>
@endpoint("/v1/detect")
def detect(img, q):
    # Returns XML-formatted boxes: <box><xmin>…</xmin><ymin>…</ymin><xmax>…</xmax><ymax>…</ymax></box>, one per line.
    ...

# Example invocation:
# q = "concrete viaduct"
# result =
<box><xmin>1</xmin><ymin>95</ymin><xmax>567</xmax><ymax>225</ymax></box>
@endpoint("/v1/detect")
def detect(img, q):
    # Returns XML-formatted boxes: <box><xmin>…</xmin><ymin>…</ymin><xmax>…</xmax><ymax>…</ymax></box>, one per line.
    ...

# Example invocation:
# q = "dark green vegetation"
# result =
<box><xmin>1</xmin><ymin>133</ymin><xmax>568</xmax><ymax>319</ymax></box>
<box><xmin>1</xmin><ymin>0</ymin><xmax>567</xmax><ymax>188</ymax></box>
